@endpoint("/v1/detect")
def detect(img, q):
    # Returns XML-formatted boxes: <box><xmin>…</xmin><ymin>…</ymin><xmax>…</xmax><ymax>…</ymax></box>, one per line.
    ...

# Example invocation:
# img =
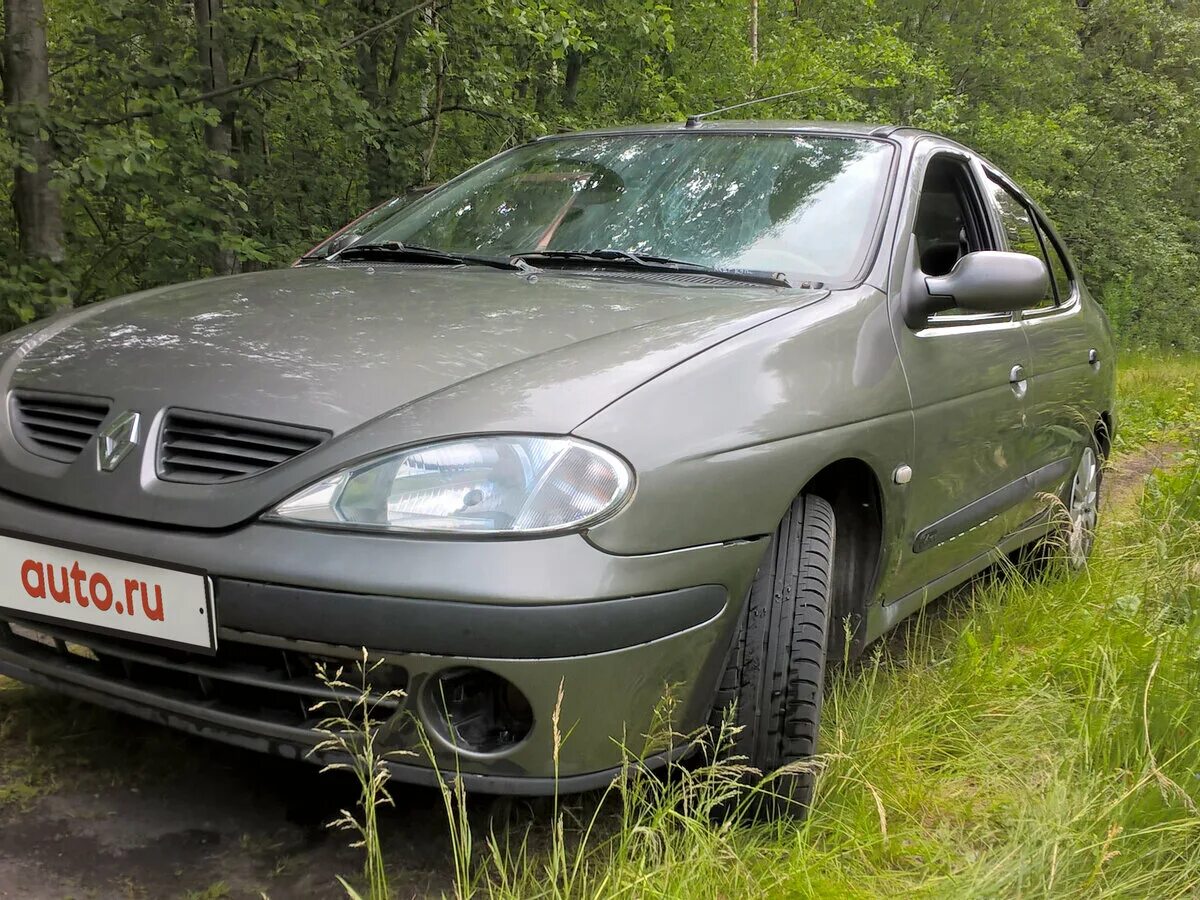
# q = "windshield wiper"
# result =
<box><xmin>334</xmin><ymin>241</ymin><xmax>532</xmax><ymax>272</ymax></box>
<box><xmin>511</xmin><ymin>249</ymin><xmax>791</xmax><ymax>287</ymax></box>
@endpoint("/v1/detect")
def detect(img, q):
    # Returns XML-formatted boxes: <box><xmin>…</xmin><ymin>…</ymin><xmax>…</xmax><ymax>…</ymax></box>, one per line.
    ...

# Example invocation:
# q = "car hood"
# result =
<box><xmin>0</xmin><ymin>264</ymin><xmax>826</xmax><ymax>527</ymax></box>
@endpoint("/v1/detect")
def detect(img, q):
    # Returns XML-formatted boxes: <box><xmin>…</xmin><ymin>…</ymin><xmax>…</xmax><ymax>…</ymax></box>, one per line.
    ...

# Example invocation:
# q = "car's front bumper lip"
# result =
<box><xmin>0</xmin><ymin>581</ymin><xmax>732</xmax><ymax>792</ymax></box>
<box><xmin>0</xmin><ymin>644</ymin><xmax>691</xmax><ymax>795</ymax></box>
<box><xmin>218</xmin><ymin>579</ymin><xmax>728</xmax><ymax>658</ymax></box>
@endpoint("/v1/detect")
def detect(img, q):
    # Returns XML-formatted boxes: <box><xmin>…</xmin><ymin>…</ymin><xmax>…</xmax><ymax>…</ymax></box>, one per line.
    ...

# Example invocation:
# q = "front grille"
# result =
<box><xmin>0</xmin><ymin>618</ymin><xmax>408</xmax><ymax>731</ymax></box>
<box><xmin>159</xmin><ymin>409</ymin><xmax>328</xmax><ymax>484</ymax></box>
<box><xmin>9</xmin><ymin>390</ymin><xmax>111</xmax><ymax>463</ymax></box>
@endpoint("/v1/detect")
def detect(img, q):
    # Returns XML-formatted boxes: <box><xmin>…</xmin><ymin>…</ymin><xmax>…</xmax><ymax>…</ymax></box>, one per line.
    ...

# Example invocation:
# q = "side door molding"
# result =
<box><xmin>912</xmin><ymin>455</ymin><xmax>1072</xmax><ymax>554</ymax></box>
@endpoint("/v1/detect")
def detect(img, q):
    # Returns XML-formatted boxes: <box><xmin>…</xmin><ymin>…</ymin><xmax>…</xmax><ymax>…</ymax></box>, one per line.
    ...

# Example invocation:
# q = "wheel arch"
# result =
<box><xmin>1096</xmin><ymin>410</ymin><xmax>1113</xmax><ymax>460</ymax></box>
<box><xmin>801</xmin><ymin>457</ymin><xmax>885</xmax><ymax>663</ymax></box>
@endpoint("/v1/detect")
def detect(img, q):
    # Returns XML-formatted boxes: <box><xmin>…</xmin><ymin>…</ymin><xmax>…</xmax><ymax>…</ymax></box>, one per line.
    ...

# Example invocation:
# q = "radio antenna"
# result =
<box><xmin>684</xmin><ymin>88</ymin><xmax>816</xmax><ymax>128</ymax></box>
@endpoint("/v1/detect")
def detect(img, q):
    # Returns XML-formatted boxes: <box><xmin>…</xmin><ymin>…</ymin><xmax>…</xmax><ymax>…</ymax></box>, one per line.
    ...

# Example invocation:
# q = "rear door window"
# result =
<box><xmin>983</xmin><ymin>176</ymin><xmax>1056</xmax><ymax>309</ymax></box>
<box><xmin>1033</xmin><ymin>218</ymin><xmax>1074</xmax><ymax>304</ymax></box>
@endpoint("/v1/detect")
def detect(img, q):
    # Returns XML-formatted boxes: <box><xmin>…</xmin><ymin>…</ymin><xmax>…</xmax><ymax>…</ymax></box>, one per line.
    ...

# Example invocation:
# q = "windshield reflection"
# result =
<box><xmin>361</xmin><ymin>133</ymin><xmax>894</xmax><ymax>283</ymax></box>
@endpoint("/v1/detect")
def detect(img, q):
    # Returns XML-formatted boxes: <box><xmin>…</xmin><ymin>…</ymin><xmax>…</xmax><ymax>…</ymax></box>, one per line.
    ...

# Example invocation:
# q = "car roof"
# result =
<box><xmin>535</xmin><ymin>120</ymin><xmax>937</xmax><ymax>143</ymax></box>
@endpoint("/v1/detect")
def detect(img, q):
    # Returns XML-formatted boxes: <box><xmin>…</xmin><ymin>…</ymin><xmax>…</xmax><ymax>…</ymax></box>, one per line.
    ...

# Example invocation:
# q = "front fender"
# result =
<box><xmin>576</xmin><ymin>286</ymin><xmax>915</xmax><ymax>556</ymax></box>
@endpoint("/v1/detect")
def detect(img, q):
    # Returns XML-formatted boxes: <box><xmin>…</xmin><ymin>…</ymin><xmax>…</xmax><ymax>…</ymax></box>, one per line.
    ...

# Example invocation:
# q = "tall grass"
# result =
<box><xmin>310</xmin><ymin>650</ymin><xmax>413</xmax><ymax>900</ymax></box>
<box><xmin>327</xmin><ymin>354</ymin><xmax>1200</xmax><ymax>899</ymax></box>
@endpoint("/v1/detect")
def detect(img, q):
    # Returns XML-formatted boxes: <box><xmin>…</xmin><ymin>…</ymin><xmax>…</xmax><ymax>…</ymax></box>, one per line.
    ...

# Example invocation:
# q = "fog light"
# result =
<box><xmin>424</xmin><ymin>667</ymin><xmax>534</xmax><ymax>754</ymax></box>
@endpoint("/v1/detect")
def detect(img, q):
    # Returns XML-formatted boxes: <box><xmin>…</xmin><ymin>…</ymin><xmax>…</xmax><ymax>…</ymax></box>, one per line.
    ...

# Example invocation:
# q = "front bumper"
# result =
<box><xmin>0</xmin><ymin>489</ymin><xmax>766</xmax><ymax>793</ymax></box>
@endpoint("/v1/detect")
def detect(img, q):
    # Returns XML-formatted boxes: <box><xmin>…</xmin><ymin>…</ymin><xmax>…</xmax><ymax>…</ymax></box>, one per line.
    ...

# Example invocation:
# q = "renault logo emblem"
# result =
<box><xmin>96</xmin><ymin>410</ymin><xmax>141</xmax><ymax>472</ymax></box>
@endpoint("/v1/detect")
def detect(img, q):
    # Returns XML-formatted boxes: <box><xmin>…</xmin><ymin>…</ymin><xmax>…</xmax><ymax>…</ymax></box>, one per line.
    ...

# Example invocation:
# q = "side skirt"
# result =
<box><xmin>865</xmin><ymin>517</ymin><xmax>1056</xmax><ymax>644</ymax></box>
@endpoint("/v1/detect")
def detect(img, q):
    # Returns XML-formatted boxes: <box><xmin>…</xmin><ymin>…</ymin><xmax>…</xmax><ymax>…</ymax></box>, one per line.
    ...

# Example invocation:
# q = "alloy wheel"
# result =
<box><xmin>1067</xmin><ymin>445</ymin><xmax>1099</xmax><ymax>568</ymax></box>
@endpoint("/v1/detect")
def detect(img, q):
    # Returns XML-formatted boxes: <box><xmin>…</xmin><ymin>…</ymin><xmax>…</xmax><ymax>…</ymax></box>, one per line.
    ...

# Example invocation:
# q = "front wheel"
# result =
<box><xmin>711</xmin><ymin>494</ymin><xmax>836</xmax><ymax>816</ymax></box>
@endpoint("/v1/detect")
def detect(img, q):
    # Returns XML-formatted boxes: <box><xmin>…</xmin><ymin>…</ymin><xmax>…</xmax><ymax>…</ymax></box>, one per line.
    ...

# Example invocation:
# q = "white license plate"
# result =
<box><xmin>0</xmin><ymin>534</ymin><xmax>215</xmax><ymax>652</ymax></box>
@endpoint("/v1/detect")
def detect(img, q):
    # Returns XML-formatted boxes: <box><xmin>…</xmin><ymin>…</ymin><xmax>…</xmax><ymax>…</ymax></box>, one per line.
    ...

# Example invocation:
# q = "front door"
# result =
<box><xmin>885</xmin><ymin>145</ymin><xmax>1033</xmax><ymax>602</ymax></box>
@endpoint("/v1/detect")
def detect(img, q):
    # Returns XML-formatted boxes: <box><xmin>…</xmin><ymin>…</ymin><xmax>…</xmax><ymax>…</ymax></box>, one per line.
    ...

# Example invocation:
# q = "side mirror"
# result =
<box><xmin>903</xmin><ymin>250</ymin><xmax>1050</xmax><ymax>328</ymax></box>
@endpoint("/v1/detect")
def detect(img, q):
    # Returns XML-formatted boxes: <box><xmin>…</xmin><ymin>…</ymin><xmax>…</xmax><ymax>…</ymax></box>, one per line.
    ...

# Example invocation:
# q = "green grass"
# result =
<box><xmin>1112</xmin><ymin>352</ymin><xmax>1200</xmax><ymax>451</ymax></box>
<box><xmin>439</xmin><ymin>353</ymin><xmax>1200</xmax><ymax>899</ymax></box>
<box><xmin>182</xmin><ymin>883</ymin><xmax>232</xmax><ymax>900</ymax></box>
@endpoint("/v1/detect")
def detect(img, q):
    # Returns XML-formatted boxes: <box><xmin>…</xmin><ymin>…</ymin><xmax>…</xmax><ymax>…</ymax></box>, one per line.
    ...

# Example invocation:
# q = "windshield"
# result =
<box><xmin>359</xmin><ymin>133</ymin><xmax>894</xmax><ymax>283</ymax></box>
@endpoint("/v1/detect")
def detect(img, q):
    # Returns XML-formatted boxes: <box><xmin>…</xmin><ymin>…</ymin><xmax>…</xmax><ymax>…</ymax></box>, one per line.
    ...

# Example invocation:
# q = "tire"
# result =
<box><xmin>710</xmin><ymin>493</ymin><xmax>835</xmax><ymax>817</ymax></box>
<box><xmin>1064</xmin><ymin>434</ymin><xmax>1103</xmax><ymax>569</ymax></box>
<box><xmin>1018</xmin><ymin>431</ymin><xmax>1105</xmax><ymax>573</ymax></box>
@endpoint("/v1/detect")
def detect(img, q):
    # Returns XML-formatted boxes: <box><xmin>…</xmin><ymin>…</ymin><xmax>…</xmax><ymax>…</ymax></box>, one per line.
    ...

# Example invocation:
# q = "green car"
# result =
<box><xmin>0</xmin><ymin>121</ymin><xmax>1113</xmax><ymax>812</ymax></box>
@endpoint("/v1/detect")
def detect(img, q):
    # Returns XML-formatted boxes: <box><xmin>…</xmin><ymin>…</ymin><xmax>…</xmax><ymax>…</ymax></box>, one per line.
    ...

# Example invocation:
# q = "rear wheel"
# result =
<box><xmin>1066</xmin><ymin>442</ymin><xmax>1101</xmax><ymax>569</ymax></box>
<box><xmin>711</xmin><ymin>494</ymin><xmax>835</xmax><ymax>816</ymax></box>
<box><xmin>1016</xmin><ymin>433</ymin><xmax>1105</xmax><ymax>574</ymax></box>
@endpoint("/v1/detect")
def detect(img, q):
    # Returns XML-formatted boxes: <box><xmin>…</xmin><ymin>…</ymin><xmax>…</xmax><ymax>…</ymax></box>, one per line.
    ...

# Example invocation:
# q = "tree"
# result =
<box><xmin>1</xmin><ymin>0</ymin><xmax>1198</xmax><ymax>348</ymax></box>
<box><xmin>3</xmin><ymin>0</ymin><xmax>62</xmax><ymax>262</ymax></box>
<box><xmin>750</xmin><ymin>0</ymin><xmax>759</xmax><ymax>64</ymax></box>
<box><xmin>353</xmin><ymin>0</ymin><xmax>417</xmax><ymax>202</ymax></box>
<box><xmin>193</xmin><ymin>0</ymin><xmax>237</xmax><ymax>275</ymax></box>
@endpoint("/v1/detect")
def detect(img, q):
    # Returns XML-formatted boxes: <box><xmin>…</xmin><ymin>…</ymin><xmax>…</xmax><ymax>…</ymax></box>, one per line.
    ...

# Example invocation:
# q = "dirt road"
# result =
<box><xmin>0</xmin><ymin>708</ymin><xmax>458</xmax><ymax>898</ymax></box>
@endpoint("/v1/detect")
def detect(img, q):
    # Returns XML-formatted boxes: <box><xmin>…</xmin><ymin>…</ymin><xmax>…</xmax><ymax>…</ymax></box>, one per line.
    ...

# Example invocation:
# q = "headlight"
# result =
<box><xmin>266</xmin><ymin>435</ymin><xmax>633</xmax><ymax>535</ymax></box>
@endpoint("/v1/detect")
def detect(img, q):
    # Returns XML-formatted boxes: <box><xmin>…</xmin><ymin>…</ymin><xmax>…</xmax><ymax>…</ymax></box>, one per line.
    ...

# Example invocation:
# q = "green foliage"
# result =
<box><xmin>1112</xmin><ymin>352</ymin><xmax>1200</xmax><ymax>449</ymax></box>
<box><xmin>2</xmin><ymin>0</ymin><xmax>1200</xmax><ymax>346</ymax></box>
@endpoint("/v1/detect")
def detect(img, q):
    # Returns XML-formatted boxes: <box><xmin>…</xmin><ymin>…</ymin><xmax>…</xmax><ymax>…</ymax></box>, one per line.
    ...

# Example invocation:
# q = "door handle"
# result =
<box><xmin>1009</xmin><ymin>364</ymin><xmax>1027</xmax><ymax>399</ymax></box>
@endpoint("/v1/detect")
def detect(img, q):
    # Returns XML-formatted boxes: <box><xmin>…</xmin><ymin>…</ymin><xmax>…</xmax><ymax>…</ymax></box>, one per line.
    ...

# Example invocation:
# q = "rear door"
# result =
<box><xmin>886</xmin><ymin>143</ymin><xmax>1033</xmax><ymax>602</ymax></box>
<box><xmin>980</xmin><ymin>170</ymin><xmax>1094</xmax><ymax>506</ymax></box>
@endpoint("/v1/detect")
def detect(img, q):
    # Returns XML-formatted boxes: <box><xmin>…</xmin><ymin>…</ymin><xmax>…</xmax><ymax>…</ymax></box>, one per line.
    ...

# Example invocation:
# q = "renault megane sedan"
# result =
<box><xmin>0</xmin><ymin>121</ymin><xmax>1114</xmax><ymax>811</ymax></box>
